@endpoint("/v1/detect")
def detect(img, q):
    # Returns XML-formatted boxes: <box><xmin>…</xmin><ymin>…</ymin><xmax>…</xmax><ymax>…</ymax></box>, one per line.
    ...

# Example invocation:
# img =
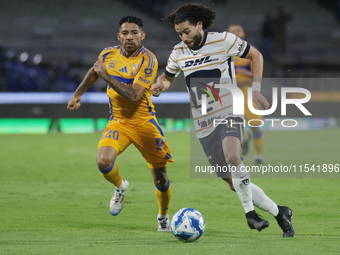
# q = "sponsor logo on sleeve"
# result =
<box><xmin>237</xmin><ymin>38</ymin><xmax>244</xmax><ymax>52</ymax></box>
<box><xmin>138</xmin><ymin>76</ymin><xmax>151</xmax><ymax>84</ymax></box>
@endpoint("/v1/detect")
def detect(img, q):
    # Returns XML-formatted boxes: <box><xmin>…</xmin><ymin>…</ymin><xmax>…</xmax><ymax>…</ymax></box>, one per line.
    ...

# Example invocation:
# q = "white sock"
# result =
<box><xmin>232</xmin><ymin>163</ymin><xmax>254</xmax><ymax>213</ymax></box>
<box><xmin>250</xmin><ymin>183</ymin><xmax>279</xmax><ymax>217</ymax></box>
<box><xmin>254</xmin><ymin>154</ymin><xmax>262</xmax><ymax>160</ymax></box>
<box><xmin>117</xmin><ymin>179</ymin><xmax>128</xmax><ymax>190</ymax></box>
<box><xmin>157</xmin><ymin>213</ymin><xmax>169</xmax><ymax>219</ymax></box>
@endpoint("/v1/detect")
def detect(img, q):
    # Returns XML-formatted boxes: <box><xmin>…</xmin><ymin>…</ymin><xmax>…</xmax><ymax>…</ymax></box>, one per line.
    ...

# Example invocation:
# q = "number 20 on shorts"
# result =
<box><xmin>104</xmin><ymin>130</ymin><xmax>119</xmax><ymax>140</ymax></box>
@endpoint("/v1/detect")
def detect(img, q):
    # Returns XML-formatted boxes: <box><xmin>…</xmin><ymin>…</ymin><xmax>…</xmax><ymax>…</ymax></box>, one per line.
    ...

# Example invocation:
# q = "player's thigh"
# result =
<box><xmin>97</xmin><ymin>121</ymin><xmax>131</xmax><ymax>164</ymax></box>
<box><xmin>199</xmin><ymin>126</ymin><xmax>229</xmax><ymax>178</ymax></box>
<box><xmin>133</xmin><ymin>118</ymin><xmax>174</xmax><ymax>168</ymax></box>
<box><xmin>198</xmin><ymin>118</ymin><xmax>242</xmax><ymax>177</ymax></box>
<box><xmin>220</xmin><ymin>119</ymin><xmax>243</xmax><ymax>166</ymax></box>
<box><xmin>222</xmin><ymin>136</ymin><xmax>242</xmax><ymax>165</ymax></box>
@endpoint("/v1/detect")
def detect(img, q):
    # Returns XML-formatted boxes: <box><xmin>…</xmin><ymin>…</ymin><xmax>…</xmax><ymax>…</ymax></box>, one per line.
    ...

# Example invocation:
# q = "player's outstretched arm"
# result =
<box><xmin>245</xmin><ymin>46</ymin><xmax>269</xmax><ymax>110</ymax></box>
<box><xmin>151</xmin><ymin>73</ymin><xmax>175</xmax><ymax>97</ymax></box>
<box><xmin>67</xmin><ymin>67</ymin><xmax>99</xmax><ymax>111</ymax></box>
<box><xmin>93</xmin><ymin>59</ymin><xmax>145</xmax><ymax>103</ymax></box>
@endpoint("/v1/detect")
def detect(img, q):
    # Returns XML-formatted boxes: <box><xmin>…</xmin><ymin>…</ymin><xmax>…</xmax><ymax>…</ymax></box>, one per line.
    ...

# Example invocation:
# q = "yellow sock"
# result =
<box><xmin>99</xmin><ymin>163</ymin><xmax>122</xmax><ymax>187</ymax></box>
<box><xmin>254</xmin><ymin>131</ymin><xmax>264</xmax><ymax>156</ymax></box>
<box><xmin>155</xmin><ymin>180</ymin><xmax>172</xmax><ymax>215</ymax></box>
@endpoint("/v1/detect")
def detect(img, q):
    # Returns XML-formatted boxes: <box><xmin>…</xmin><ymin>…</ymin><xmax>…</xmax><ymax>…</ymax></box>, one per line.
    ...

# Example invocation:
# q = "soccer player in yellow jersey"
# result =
<box><xmin>67</xmin><ymin>16</ymin><xmax>173</xmax><ymax>231</ymax></box>
<box><xmin>228</xmin><ymin>24</ymin><xmax>264</xmax><ymax>165</ymax></box>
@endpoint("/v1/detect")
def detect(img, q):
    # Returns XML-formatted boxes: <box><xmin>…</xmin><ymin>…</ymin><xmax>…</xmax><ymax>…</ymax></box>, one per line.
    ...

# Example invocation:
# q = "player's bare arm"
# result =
<box><xmin>67</xmin><ymin>67</ymin><xmax>99</xmax><ymax>111</ymax></box>
<box><xmin>94</xmin><ymin>59</ymin><xmax>145</xmax><ymax>103</ymax></box>
<box><xmin>151</xmin><ymin>73</ymin><xmax>175</xmax><ymax>97</ymax></box>
<box><xmin>244</xmin><ymin>46</ymin><xmax>269</xmax><ymax>110</ymax></box>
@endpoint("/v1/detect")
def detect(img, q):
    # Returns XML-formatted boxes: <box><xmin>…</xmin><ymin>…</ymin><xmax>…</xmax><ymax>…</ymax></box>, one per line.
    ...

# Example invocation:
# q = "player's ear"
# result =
<box><xmin>197</xmin><ymin>21</ymin><xmax>203</xmax><ymax>31</ymax></box>
<box><xmin>117</xmin><ymin>32</ymin><xmax>120</xmax><ymax>40</ymax></box>
<box><xmin>141</xmin><ymin>31</ymin><xmax>146</xmax><ymax>40</ymax></box>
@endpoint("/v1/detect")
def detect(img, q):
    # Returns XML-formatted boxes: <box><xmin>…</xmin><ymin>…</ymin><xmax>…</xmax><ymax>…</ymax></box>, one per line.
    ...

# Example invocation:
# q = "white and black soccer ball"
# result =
<box><xmin>170</xmin><ymin>207</ymin><xmax>205</xmax><ymax>242</ymax></box>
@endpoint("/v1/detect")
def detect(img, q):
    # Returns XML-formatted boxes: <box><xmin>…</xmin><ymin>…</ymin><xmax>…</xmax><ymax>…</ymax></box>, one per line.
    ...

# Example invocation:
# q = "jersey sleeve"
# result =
<box><xmin>98</xmin><ymin>47</ymin><xmax>113</xmax><ymax>60</ymax></box>
<box><xmin>134</xmin><ymin>52</ymin><xmax>158</xmax><ymax>89</ymax></box>
<box><xmin>97</xmin><ymin>49</ymin><xmax>106</xmax><ymax>61</ymax></box>
<box><xmin>164</xmin><ymin>49</ymin><xmax>181</xmax><ymax>78</ymax></box>
<box><xmin>224</xmin><ymin>32</ymin><xmax>250</xmax><ymax>58</ymax></box>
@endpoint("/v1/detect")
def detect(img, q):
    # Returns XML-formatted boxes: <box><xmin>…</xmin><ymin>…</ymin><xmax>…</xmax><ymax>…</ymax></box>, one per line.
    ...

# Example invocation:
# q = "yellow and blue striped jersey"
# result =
<box><xmin>98</xmin><ymin>45</ymin><xmax>158</xmax><ymax>127</ymax></box>
<box><xmin>234</xmin><ymin>56</ymin><xmax>252</xmax><ymax>87</ymax></box>
<box><xmin>234</xmin><ymin>56</ymin><xmax>251</xmax><ymax>78</ymax></box>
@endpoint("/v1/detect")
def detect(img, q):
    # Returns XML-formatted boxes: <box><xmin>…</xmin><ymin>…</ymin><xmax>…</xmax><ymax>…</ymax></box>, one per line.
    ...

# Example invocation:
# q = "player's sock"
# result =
<box><xmin>98</xmin><ymin>162</ymin><xmax>123</xmax><ymax>187</ymax></box>
<box><xmin>253</xmin><ymin>130</ymin><xmax>264</xmax><ymax>156</ymax></box>
<box><xmin>250</xmin><ymin>183</ymin><xmax>279</xmax><ymax>217</ymax></box>
<box><xmin>231</xmin><ymin>163</ymin><xmax>254</xmax><ymax>213</ymax></box>
<box><xmin>116</xmin><ymin>178</ymin><xmax>129</xmax><ymax>190</ymax></box>
<box><xmin>155</xmin><ymin>179</ymin><xmax>172</xmax><ymax>216</ymax></box>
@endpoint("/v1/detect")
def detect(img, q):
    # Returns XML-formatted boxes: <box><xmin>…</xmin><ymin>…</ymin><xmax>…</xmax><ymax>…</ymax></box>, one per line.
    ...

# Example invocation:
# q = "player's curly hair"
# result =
<box><xmin>119</xmin><ymin>15</ymin><xmax>143</xmax><ymax>30</ymax></box>
<box><xmin>163</xmin><ymin>3</ymin><xmax>216</xmax><ymax>30</ymax></box>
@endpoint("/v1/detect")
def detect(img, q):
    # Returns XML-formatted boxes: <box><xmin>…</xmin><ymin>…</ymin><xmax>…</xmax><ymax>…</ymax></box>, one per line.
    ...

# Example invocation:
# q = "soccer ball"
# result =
<box><xmin>170</xmin><ymin>207</ymin><xmax>205</xmax><ymax>242</ymax></box>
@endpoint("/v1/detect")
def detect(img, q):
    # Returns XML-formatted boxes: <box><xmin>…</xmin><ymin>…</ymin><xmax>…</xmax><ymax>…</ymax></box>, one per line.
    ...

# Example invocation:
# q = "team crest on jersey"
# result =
<box><xmin>145</xmin><ymin>68</ymin><xmax>153</xmax><ymax>77</ymax></box>
<box><xmin>156</xmin><ymin>137</ymin><xmax>164</xmax><ymax>151</ymax></box>
<box><xmin>109</xmin><ymin>60</ymin><xmax>117</xmax><ymax>69</ymax></box>
<box><xmin>131</xmin><ymin>64</ymin><xmax>140</xmax><ymax>76</ymax></box>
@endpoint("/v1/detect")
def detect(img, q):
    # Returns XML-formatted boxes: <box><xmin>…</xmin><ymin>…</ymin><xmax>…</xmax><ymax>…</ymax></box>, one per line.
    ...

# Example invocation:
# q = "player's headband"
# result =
<box><xmin>175</xmin><ymin>12</ymin><xmax>198</xmax><ymax>22</ymax></box>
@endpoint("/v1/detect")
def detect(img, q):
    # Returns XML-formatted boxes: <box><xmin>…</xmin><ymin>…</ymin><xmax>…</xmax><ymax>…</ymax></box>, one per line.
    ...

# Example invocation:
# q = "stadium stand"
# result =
<box><xmin>0</xmin><ymin>0</ymin><xmax>339</xmax><ymax>92</ymax></box>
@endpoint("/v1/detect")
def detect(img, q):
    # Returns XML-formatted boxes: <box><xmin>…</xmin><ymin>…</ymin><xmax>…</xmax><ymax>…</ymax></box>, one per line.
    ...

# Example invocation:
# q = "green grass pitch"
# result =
<box><xmin>0</xmin><ymin>130</ymin><xmax>339</xmax><ymax>254</ymax></box>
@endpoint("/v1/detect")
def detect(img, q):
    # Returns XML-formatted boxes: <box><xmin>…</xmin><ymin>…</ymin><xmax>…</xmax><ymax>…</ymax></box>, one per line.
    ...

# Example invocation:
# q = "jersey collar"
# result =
<box><xmin>131</xmin><ymin>45</ymin><xmax>144</xmax><ymax>58</ymax></box>
<box><xmin>119</xmin><ymin>45</ymin><xmax>145</xmax><ymax>58</ymax></box>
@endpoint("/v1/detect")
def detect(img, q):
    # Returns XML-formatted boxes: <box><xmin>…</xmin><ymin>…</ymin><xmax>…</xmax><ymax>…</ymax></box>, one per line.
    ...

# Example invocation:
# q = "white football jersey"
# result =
<box><xmin>165</xmin><ymin>32</ymin><xmax>250</xmax><ymax>138</ymax></box>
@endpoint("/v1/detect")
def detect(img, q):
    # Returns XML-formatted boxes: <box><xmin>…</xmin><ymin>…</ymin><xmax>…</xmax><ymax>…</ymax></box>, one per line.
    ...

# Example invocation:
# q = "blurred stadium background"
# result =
<box><xmin>0</xmin><ymin>0</ymin><xmax>340</xmax><ymax>133</ymax></box>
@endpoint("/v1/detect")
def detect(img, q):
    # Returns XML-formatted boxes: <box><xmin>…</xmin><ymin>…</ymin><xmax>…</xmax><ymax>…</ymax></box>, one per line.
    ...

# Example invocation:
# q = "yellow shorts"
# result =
<box><xmin>241</xmin><ymin>85</ymin><xmax>262</xmax><ymax>126</ymax></box>
<box><xmin>97</xmin><ymin>117</ymin><xmax>174</xmax><ymax>169</ymax></box>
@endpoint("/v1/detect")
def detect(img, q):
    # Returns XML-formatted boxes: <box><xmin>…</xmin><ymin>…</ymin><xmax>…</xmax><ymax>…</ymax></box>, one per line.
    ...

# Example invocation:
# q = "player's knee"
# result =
<box><xmin>251</xmin><ymin>126</ymin><xmax>261</xmax><ymax>135</ymax></box>
<box><xmin>154</xmin><ymin>176</ymin><xmax>168</xmax><ymax>188</ymax></box>
<box><xmin>225</xmin><ymin>153</ymin><xmax>241</xmax><ymax>166</ymax></box>
<box><xmin>96</xmin><ymin>154</ymin><xmax>114</xmax><ymax>170</ymax></box>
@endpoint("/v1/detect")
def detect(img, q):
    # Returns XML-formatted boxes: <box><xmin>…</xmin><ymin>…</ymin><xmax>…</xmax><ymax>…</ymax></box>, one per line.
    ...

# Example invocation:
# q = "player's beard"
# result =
<box><xmin>125</xmin><ymin>41</ymin><xmax>137</xmax><ymax>52</ymax></box>
<box><xmin>188</xmin><ymin>30</ymin><xmax>202</xmax><ymax>50</ymax></box>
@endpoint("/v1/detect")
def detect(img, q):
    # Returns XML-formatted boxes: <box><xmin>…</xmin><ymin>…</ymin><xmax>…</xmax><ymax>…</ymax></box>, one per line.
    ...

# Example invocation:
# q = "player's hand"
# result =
<box><xmin>151</xmin><ymin>81</ymin><xmax>164</xmax><ymax>97</ymax></box>
<box><xmin>93</xmin><ymin>58</ymin><xmax>107</xmax><ymax>78</ymax></box>
<box><xmin>67</xmin><ymin>96</ymin><xmax>81</xmax><ymax>111</ymax></box>
<box><xmin>252</xmin><ymin>91</ymin><xmax>269</xmax><ymax>110</ymax></box>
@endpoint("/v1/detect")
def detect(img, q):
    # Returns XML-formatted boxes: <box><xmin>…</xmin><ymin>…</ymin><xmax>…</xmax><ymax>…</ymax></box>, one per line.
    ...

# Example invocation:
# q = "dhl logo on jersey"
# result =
<box><xmin>182</xmin><ymin>56</ymin><xmax>219</xmax><ymax>69</ymax></box>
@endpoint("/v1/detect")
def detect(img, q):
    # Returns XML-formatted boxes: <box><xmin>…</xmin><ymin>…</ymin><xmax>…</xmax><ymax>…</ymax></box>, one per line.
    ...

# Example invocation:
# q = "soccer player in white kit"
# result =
<box><xmin>151</xmin><ymin>3</ymin><xmax>294</xmax><ymax>237</ymax></box>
